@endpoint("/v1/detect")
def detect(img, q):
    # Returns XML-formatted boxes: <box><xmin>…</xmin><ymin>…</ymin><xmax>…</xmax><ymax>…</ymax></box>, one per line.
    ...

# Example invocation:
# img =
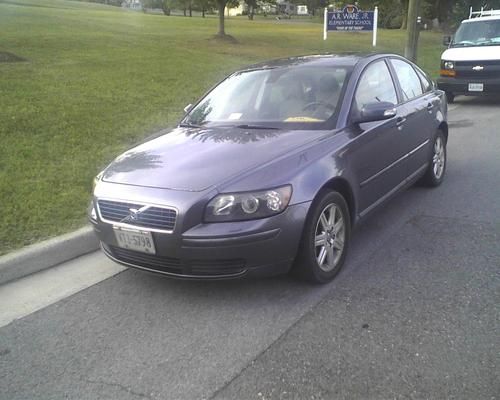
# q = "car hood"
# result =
<box><xmin>442</xmin><ymin>46</ymin><xmax>500</xmax><ymax>61</ymax></box>
<box><xmin>102</xmin><ymin>126</ymin><xmax>325</xmax><ymax>191</ymax></box>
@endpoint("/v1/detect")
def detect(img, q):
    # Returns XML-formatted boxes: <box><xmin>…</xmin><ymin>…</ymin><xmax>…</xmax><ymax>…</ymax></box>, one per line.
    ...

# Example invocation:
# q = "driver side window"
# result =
<box><xmin>355</xmin><ymin>61</ymin><xmax>397</xmax><ymax>111</ymax></box>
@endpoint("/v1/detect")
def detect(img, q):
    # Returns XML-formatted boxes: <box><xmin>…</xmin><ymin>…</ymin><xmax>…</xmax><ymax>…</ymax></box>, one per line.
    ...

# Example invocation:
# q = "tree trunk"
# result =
<box><xmin>161</xmin><ymin>0</ymin><xmax>170</xmax><ymax>15</ymax></box>
<box><xmin>405</xmin><ymin>0</ymin><xmax>421</xmax><ymax>62</ymax></box>
<box><xmin>189</xmin><ymin>4</ymin><xmax>192</xmax><ymax>17</ymax></box>
<box><xmin>248</xmin><ymin>5</ymin><xmax>254</xmax><ymax>20</ymax></box>
<box><xmin>400</xmin><ymin>0</ymin><xmax>408</xmax><ymax>29</ymax></box>
<box><xmin>183</xmin><ymin>7</ymin><xmax>186</xmax><ymax>16</ymax></box>
<box><xmin>218</xmin><ymin>2</ymin><xmax>225</xmax><ymax>36</ymax></box>
<box><xmin>202</xmin><ymin>6</ymin><xmax>205</xmax><ymax>18</ymax></box>
<box><xmin>401</xmin><ymin>14</ymin><xmax>407</xmax><ymax>29</ymax></box>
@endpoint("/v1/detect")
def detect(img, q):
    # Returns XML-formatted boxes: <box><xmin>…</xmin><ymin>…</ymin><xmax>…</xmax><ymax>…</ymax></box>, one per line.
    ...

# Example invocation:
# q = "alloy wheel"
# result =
<box><xmin>433</xmin><ymin>136</ymin><xmax>445</xmax><ymax>179</ymax></box>
<box><xmin>314</xmin><ymin>203</ymin><xmax>345</xmax><ymax>272</ymax></box>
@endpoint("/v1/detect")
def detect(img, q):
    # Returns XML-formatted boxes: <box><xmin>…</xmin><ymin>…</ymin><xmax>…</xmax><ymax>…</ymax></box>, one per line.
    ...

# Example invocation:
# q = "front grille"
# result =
<box><xmin>106</xmin><ymin>245</ymin><xmax>246</xmax><ymax>277</ymax></box>
<box><xmin>455</xmin><ymin>60</ymin><xmax>500</xmax><ymax>79</ymax></box>
<box><xmin>97</xmin><ymin>199</ymin><xmax>176</xmax><ymax>232</ymax></box>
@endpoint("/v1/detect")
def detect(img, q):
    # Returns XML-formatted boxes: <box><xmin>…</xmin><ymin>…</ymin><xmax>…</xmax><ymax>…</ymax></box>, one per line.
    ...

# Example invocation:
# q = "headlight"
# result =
<box><xmin>205</xmin><ymin>185</ymin><xmax>292</xmax><ymax>222</ymax></box>
<box><xmin>440</xmin><ymin>60</ymin><xmax>456</xmax><ymax>77</ymax></box>
<box><xmin>442</xmin><ymin>60</ymin><xmax>454</xmax><ymax>70</ymax></box>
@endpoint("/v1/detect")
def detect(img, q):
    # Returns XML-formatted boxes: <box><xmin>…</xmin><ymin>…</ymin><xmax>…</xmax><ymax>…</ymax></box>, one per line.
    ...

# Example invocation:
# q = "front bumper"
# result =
<box><xmin>91</xmin><ymin>201</ymin><xmax>311</xmax><ymax>280</ymax></box>
<box><xmin>437</xmin><ymin>76</ymin><xmax>500</xmax><ymax>95</ymax></box>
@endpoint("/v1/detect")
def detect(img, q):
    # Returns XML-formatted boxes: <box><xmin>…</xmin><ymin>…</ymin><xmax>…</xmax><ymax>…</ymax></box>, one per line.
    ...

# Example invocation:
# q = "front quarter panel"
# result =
<box><xmin>216</xmin><ymin>128</ymin><xmax>358</xmax><ymax>213</ymax></box>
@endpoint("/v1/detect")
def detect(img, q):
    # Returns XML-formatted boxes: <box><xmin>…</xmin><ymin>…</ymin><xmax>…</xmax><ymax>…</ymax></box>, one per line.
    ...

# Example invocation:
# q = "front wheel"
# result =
<box><xmin>292</xmin><ymin>190</ymin><xmax>351</xmax><ymax>283</ymax></box>
<box><xmin>420</xmin><ymin>131</ymin><xmax>447</xmax><ymax>187</ymax></box>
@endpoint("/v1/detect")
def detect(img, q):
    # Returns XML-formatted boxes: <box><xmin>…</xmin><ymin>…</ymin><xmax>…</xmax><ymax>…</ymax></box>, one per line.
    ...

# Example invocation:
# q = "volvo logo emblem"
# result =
<box><xmin>121</xmin><ymin>205</ymin><xmax>150</xmax><ymax>223</ymax></box>
<box><xmin>128</xmin><ymin>208</ymin><xmax>139</xmax><ymax>221</ymax></box>
<box><xmin>472</xmin><ymin>65</ymin><xmax>484</xmax><ymax>71</ymax></box>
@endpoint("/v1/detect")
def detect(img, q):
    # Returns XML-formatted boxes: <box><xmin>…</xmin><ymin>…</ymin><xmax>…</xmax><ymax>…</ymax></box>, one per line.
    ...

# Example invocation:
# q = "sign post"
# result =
<box><xmin>372</xmin><ymin>6</ymin><xmax>378</xmax><ymax>47</ymax></box>
<box><xmin>323</xmin><ymin>7</ymin><xmax>328</xmax><ymax>41</ymax></box>
<box><xmin>323</xmin><ymin>4</ymin><xmax>378</xmax><ymax>47</ymax></box>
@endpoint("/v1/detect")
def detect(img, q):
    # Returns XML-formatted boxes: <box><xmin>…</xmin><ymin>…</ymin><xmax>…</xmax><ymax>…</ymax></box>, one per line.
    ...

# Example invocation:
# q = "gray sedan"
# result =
<box><xmin>89</xmin><ymin>53</ymin><xmax>448</xmax><ymax>283</ymax></box>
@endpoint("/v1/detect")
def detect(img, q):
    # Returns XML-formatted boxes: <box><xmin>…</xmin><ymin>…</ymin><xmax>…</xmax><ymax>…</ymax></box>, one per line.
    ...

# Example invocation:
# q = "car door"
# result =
<box><xmin>348</xmin><ymin>59</ymin><xmax>409</xmax><ymax>215</ymax></box>
<box><xmin>389</xmin><ymin>58</ymin><xmax>436</xmax><ymax>178</ymax></box>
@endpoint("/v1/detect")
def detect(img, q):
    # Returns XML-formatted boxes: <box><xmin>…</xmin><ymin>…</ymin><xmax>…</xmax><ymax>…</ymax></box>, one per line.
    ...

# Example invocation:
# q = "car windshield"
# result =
<box><xmin>182</xmin><ymin>65</ymin><xmax>351</xmax><ymax>129</ymax></box>
<box><xmin>452</xmin><ymin>19</ymin><xmax>500</xmax><ymax>46</ymax></box>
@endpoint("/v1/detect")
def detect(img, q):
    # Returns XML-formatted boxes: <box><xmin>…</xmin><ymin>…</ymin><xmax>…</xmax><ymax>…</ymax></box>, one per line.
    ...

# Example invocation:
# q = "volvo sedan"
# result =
<box><xmin>89</xmin><ymin>53</ymin><xmax>448</xmax><ymax>283</ymax></box>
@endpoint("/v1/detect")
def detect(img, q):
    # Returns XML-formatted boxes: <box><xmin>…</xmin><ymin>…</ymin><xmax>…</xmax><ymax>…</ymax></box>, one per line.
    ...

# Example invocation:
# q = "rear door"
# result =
<box><xmin>388</xmin><ymin>58</ymin><xmax>437</xmax><ymax>178</ymax></box>
<box><xmin>348</xmin><ymin>59</ymin><xmax>408</xmax><ymax>215</ymax></box>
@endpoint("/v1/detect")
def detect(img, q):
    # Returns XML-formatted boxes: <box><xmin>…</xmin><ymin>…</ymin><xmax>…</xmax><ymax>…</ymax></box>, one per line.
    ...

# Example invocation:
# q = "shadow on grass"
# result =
<box><xmin>0</xmin><ymin>51</ymin><xmax>27</xmax><ymax>63</ymax></box>
<box><xmin>209</xmin><ymin>34</ymin><xmax>239</xmax><ymax>44</ymax></box>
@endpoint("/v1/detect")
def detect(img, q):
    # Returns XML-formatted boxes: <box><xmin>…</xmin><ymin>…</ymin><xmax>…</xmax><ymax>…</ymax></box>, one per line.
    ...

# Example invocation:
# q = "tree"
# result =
<box><xmin>193</xmin><ymin>0</ymin><xmax>215</xmax><ymax>17</ymax></box>
<box><xmin>160</xmin><ymin>0</ymin><xmax>172</xmax><ymax>15</ymax></box>
<box><xmin>215</xmin><ymin>0</ymin><xmax>238</xmax><ymax>37</ymax></box>
<box><xmin>244</xmin><ymin>0</ymin><xmax>257</xmax><ymax>19</ymax></box>
<box><xmin>142</xmin><ymin>0</ymin><xmax>172</xmax><ymax>15</ymax></box>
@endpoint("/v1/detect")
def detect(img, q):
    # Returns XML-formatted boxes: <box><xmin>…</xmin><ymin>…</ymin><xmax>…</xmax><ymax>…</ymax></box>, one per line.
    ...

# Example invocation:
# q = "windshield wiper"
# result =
<box><xmin>234</xmin><ymin>124</ymin><xmax>280</xmax><ymax>130</ymax></box>
<box><xmin>179</xmin><ymin>122</ymin><xmax>201</xmax><ymax>128</ymax></box>
<box><xmin>452</xmin><ymin>41</ymin><xmax>475</xmax><ymax>47</ymax></box>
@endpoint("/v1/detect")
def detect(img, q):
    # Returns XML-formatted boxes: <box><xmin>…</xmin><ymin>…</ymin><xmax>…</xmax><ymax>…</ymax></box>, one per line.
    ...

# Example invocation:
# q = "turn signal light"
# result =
<box><xmin>440</xmin><ymin>69</ymin><xmax>456</xmax><ymax>77</ymax></box>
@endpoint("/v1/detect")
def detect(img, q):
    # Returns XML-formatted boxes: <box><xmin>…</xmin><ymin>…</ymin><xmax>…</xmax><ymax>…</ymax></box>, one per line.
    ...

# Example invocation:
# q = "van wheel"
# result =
<box><xmin>292</xmin><ymin>190</ymin><xmax>350</xmax><ymax>284</ymax></box>
<box><xmin>445</xmin><ymin>91</ymin><xmax>455</xmax><ymax>104</ymax></box>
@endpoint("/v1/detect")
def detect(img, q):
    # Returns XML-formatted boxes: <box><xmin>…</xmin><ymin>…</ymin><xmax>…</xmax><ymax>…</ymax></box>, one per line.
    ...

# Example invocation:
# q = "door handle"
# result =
<box><xmin>396</xmin><ymin>117</ymin><xmax>406</xmax><ymax>129</ymax></box>
<box><xmin>427</xmin><ymin>103</ymin><xmax>434</xmax><ymax>112</ymax></box>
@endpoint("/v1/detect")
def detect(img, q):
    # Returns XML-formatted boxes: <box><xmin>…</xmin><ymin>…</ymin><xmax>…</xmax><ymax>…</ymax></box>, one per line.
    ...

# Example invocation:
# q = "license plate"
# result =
<box><xmin>468</xmin><ymin>83</ymin><xmax>483</xmax><ymax>92</ymax></box>
<box><xmin>114</xmin><ymin>227</ymin><xmax>156</xmax><ymax>254</ymax></box>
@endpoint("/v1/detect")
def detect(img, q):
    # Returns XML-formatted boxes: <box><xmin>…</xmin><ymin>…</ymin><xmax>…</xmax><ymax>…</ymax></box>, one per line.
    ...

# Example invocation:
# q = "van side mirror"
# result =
<box><xmin>354</xmin><ymin>102</ymin><xmax>396</xmax><ymax>124</ymax></box>
<box><xmin>443</xmin><ymin>35</ymin><xmax>451</xmax><ymax>46</ymax></box>
<box><xmin>183</xmin><ymin>104</ymin><xmax>193</xmax><ymax>113</ymax></box>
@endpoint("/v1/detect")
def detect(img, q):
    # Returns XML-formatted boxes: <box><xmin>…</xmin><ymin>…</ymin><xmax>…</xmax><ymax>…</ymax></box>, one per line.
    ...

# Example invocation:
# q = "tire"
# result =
<box><xmin>420</xmin><ymin>131</ymin><xmax>447</xmax><ymax>187</ymax></box>
<box><xmin>445</xmin><ymin>91</ymin><xmax>455</xmax><ymax>104</ymax></box>
<box><xmin>292</xmin><ymin>190</ymin><xmax>351</xmax><ymax>283</ymax></box>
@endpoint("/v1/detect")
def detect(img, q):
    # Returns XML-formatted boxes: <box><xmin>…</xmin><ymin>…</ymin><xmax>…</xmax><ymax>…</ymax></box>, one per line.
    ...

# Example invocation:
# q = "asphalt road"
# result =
<box><xmin>1</xmin><ymin>96</ymin><xmax>499</xmax><ymax>400</ymax></box>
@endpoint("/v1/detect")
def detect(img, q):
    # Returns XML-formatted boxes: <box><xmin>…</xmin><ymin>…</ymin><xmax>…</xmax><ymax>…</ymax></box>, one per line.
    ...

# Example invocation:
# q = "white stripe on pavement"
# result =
<box><xmin>0</xmin><ymin>251</ymin><xmax>125</xmax><ymax>328</ymax></box>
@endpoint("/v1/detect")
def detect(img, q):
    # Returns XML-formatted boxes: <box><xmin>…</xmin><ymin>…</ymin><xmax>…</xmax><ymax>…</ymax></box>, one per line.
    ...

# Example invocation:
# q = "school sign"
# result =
<box><xmin>328</xmin><ymin>5</ymin><xmax>375</xmax><ymax>31</ymax></box>
<box><xmin>323</xmin><ymin>4</ymin><xmax>379</xmax><ymax>46</ymax></box>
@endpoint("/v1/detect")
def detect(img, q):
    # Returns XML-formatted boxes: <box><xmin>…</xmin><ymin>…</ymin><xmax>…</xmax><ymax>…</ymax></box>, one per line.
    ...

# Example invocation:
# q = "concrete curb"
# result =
<box><xmin>0</xmin><ymin>226</ymin><xmax>99</xmax><ymax>286</ymax></box>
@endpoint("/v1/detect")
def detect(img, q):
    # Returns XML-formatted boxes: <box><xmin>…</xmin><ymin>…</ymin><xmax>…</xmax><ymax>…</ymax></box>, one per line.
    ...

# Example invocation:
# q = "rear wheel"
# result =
<box><xmin>293</xmin><ymin>190</ymin><xmax>350</xmax><ymax>283</ymax></box>
<box><xmin>421</xmin><ymin>131</ymin><xmax>447</xmax><ymax>187</ymax></box>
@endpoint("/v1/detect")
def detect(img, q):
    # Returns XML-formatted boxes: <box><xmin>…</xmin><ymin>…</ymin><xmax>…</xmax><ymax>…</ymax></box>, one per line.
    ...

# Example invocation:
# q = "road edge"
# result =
<box><xmin>0</xmin><ymin>226</ymin><xmax>99</xmax><ymax>286</ymax></box>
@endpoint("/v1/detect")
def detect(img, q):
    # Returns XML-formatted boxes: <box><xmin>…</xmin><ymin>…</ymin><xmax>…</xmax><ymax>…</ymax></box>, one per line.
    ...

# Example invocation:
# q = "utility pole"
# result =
<box><xmin>404</xmin><ymin>0</ymin><xmax>420</xmax><ymax>62</ymax></box>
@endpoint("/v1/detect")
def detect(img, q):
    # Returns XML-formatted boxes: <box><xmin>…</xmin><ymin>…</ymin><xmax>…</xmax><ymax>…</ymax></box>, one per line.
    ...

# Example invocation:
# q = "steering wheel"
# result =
<box><xmin>302</xmin><ymin>101</ymin><xmax>335</xmax><ymax>112</ymax></box>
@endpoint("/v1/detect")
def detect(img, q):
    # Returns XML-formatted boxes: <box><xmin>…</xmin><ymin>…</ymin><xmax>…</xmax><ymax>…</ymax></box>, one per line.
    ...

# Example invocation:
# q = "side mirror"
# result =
<box><xmin>183</xmin><ymin>104</ymin><xmax>193</xmax><ymax>113</ymax></box>
<box><xmin>355</xmin><ymin>102</ymin><xmax>396</xmax><ymax>124</ymax></box>
<box><xmin>443</xmin><ymin>35</ymin><xmax>451</xmax><ymax>46</ymax></box>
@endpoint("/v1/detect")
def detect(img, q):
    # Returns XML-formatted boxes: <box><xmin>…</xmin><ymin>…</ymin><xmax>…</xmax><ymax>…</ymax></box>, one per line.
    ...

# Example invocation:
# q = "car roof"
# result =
<box><xmin>237</xmin><ymin>53</ymin><xmax>395</xmax><ymax>72</ymax></box>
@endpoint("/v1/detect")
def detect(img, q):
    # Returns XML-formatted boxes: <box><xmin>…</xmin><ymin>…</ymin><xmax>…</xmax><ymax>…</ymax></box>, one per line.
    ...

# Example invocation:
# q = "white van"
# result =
<box><xmin>438</xmin><ymin>8</ymin><xmax>500</xmax><ymax>103</ymax></box>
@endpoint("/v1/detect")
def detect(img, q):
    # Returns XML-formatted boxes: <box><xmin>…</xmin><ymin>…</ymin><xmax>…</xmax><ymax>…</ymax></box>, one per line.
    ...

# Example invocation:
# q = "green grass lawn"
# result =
<box><xmin>0</xmin><ymin>0</ymin><xmax>445</xmax><ymax>254</ymax></box>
